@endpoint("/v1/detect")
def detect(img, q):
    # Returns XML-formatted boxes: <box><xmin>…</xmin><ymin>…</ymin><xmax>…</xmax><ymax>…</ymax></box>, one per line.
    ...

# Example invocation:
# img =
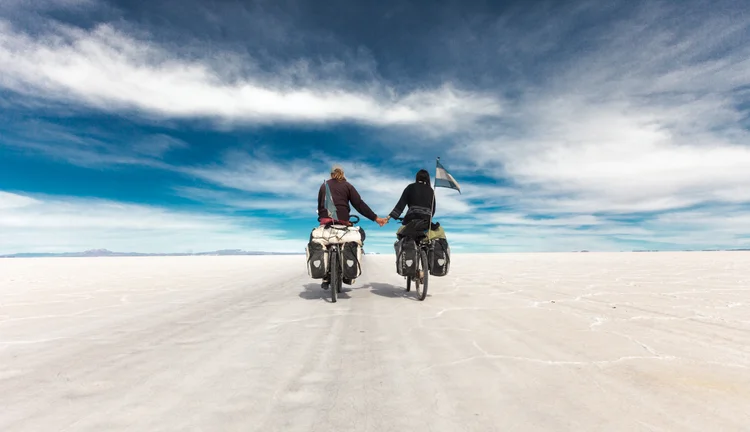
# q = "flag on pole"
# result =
<box><xmin>434</xmin><ymin>159</ymin><xmax>461</xmax><ymax>194</ymax></box>
<box><xmin>324</xmin><ymin>180</ymin><xmax>339</xmax><ymax>220</ymax></box>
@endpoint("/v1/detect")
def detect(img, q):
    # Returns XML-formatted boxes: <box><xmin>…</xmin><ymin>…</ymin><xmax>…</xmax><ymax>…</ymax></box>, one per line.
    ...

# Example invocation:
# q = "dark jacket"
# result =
<box><xmin>389</xmin><ymin>181</ymin><xmax>435</xmax><ymax>225</ymax></box>
<box><xmin>317</xmin><ymin>179</ymin><xmax>378</xmax><ymax>223</ymax></box>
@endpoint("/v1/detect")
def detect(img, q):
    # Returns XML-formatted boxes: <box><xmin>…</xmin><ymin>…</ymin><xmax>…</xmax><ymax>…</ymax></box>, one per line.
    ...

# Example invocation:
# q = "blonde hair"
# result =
<box><xmin>331</xmin><ymin>167</ymin><xmax>346</xmax><ymax>181</ymax></box>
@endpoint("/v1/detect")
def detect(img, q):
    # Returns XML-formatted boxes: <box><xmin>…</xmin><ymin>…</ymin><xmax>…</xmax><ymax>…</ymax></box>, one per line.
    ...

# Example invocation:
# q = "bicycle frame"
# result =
<box><xmin>323</xmin><ymin>215</ymin><xmax>360</xmax><ymax>303</ymax></box>
<box><xmin>395</xmin><ymin>218</ymin><xmax>434</xmax><ymax>265</ymax></box>
<box><xmin>393</xmin><ymin>217</ymin><xmax>433</xmax><ymax>301</ymax></box>
<box><xmin>420</xmin><ymin>238</ymin><xmax>434</xmax><ymax>265</ymax></box>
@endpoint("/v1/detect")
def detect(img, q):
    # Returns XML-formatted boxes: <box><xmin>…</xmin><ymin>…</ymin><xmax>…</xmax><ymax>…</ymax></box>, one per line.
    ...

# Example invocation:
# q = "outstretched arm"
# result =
<box><xmin>388</xmin><ymin>186</ymin><xmax>409</xmax><ymax>220</ymax></box>
<box><xmin>348</xmin><ymin>183</ymin><xmax>379</xmax><ymax>222</ymax></box>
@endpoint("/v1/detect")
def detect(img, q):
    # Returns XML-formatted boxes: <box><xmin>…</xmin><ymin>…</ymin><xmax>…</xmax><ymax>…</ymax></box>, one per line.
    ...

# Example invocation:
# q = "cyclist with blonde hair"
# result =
<box><xmin>317</xmin><ymin>164</ymin><xmax>387</xmax><ymax>227</ymax></box>
<box><xmin>315</xmin><ymin>164</ymin><xmax>387</xmax><ymax>290</ymax></box>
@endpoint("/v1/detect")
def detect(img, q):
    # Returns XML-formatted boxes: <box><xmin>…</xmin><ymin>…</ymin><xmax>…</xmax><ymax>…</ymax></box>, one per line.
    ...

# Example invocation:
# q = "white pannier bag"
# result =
<box><xmin>306</xmin><ymin>224</ymin><xmax>364</xmax><ymax>281</ymax></box>
<box><xmin>310</xmin><ymin>225</ymin><xmax>363</xmax><ymax>246</ymax></box>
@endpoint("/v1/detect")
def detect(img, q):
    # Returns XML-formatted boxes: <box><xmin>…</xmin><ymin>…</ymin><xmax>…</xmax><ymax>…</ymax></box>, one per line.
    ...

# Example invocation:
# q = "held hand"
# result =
<box><xmin>375</xmin><ymin>217</ymin><xmax>388</xmax><ymax>227</ymax></box>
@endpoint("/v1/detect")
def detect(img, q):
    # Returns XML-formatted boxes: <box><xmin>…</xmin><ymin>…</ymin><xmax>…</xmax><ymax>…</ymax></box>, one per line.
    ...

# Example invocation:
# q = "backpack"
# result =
<box><xmin>305</xmin><ymin>241</ymin><xmax>328</xmax><ymax>279</ymax></box>
<box><xmin>394</xmin><ymin>237</ymin><xmax>418</xmax><ymax>277</ymax></box>
<box><xmin>342</xmin><ymin>242</ymin><xmax>362</xmax><ymax>280</ymax></box>
<box><xmin>429</xmin><ymin>238</ymin><xmax>450</xmax><ymax>277</ymax></box>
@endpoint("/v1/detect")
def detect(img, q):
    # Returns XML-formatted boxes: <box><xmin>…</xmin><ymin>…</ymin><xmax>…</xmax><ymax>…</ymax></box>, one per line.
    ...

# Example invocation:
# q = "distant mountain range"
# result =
<box><xmin>0</xmin><ymin>249</ymin><xmax>304</xmax><ymax>258</ymax></box>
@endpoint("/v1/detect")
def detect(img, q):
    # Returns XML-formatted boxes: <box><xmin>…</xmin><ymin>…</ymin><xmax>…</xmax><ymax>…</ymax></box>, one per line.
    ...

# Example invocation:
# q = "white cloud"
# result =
<box><xmin>646</xmin><ymin>208</ymin><xmax>750</xmax><ymax>243</ymax></box>
<box><xmin>184</xmin><ymin>150</ymin><xmax>322</xmax><ymax>198</ymax></box>
<box><xmin>0</xmin><ymin>191</ymin><xmax>303</xmax><ymax>254</ymax></box>
<box><xmin>0</xmin><ymin>20</ymin><xmax>501</xmax><ymax>130</ymax></box>
<box><xmin>487</xmin><ymin>213</ymin><xmax>604</xmax><ymax>227</ymax></box>
<box><xmin>482</xmin><ymin>104</ymin><xmax>750</xmax><ymax>214</ymax></box>
<box><xmin>461</xmin><ymin>5</ymin><xmax>750</xmax><ymax>218</ymax></box>
<box><xmin>0</xmin><ymin>191</ymin><xmax>40</xmax><ymax>209</ymax></box>
<box><xmin>178</xmin><ymin>152</ymin><xmax>474</xmax><ymax>221</ymax></box>
<box><xmin>173</xmin><ymin>187</ymin><xmax>310</xmax><ymax>214</ymax></box>
<box><xmin>601</xmin><ymin>206</ymin><xmax>750</xmax><ymax>249</ymax></box>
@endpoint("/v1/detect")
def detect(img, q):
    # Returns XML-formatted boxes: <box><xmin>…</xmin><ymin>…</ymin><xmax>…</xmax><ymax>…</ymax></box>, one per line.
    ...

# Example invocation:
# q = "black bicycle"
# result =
<box><xmin>326</xmin><ymin>215</ymin><xmax>360</xmax><ymax>303</ymax></box>
<box><xmin>394</xmin><ymin>218</ymin><xmax>432</xmax><ymax>301</ymax></box>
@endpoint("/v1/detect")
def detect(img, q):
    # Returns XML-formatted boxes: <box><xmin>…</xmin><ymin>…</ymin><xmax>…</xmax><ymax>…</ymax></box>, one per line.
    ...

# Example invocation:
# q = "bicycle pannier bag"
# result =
<box><xmin>306</xmin><ymin>241</ymin><xmax>328</xmax><ymax>279</ymax></box>
<box><xmin>429</xmin><ymin>238</ymin><xmax>450</xmax><ymax>277</ymax></box>
<box><xmin>310</xmin><ymin>225</ymin><xmax>363</xmax><ymax>246</ymax></box>
<box><xmin>342</xmin><ymin>242</ymin><xmax>362</xmax><ymax>280</ymax></box>
<box><xmin>395</xmin><ymin>237</ymin><xmax>418</xmax><ymax>277</ymax></box>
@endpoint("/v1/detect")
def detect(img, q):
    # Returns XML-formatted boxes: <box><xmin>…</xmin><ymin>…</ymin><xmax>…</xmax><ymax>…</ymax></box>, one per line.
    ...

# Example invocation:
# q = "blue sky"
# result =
<box><xmin>1</xmin><ymin>0</ymin><xmax>750</xmax><ymax>254</ymax></box>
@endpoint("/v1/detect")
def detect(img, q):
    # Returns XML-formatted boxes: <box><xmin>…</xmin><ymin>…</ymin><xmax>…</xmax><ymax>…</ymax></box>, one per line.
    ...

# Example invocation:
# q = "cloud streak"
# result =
<box><xmin>460</xmin><ymin>2</ymin><xmax>750</xmax><ymax>217</ymax></box>
<box><xmin>0</xmin><ymin>19</ymin><xmax>501</xmax><ymax>130</ymax></box>
<box><xmin>0</xmin><ymin>190</ymin><xmax>302</xmax><ymax>254</ymax></box>
<box><xmin>178</xmin><ymin>151</ymin><xmax>474</xmax><ymax>220</ymax></box>
<box><xmin>0</xmin><ymin>119</ymin><xmax>184</xmax><ymax>168</ymax></box>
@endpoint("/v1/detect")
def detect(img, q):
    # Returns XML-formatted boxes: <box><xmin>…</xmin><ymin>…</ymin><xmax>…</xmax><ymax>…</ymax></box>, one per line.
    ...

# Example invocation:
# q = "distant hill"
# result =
<box><xmin>0</xmin><ymin>249</ymin><xmax>303</xmax><ymax>258</ymax></box>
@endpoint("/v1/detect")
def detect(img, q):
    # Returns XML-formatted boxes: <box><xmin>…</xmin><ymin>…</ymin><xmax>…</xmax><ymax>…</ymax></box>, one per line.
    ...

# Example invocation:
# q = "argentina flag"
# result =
<box><xmin>435</xmin><ymin>159</ymin><xmax>461</xmax><ymax>194</ymax></box>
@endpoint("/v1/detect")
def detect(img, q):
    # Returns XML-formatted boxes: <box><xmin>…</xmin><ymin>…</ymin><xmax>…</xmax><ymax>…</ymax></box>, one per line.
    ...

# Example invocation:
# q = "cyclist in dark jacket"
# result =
<box><xmin>315</xmin><ymin>164</ymin><xmax>386</xmax><ymax>290</ymax></box>
<box><xmin>385</xmin><ymin>169</ymin><xmax>435</xmax><ymax>228</ymax></box>
<box><xmin>317</xmin><ymin>165</ymin><xmax>384</xmax><ymax>226</ymax></box>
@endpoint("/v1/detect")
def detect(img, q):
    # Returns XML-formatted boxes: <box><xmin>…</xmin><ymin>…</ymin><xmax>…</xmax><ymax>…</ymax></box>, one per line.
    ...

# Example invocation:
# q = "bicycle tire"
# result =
<box><xmin>406</xmin><ymin>276</ymin><xmax>411</xmax><ymax>292</ymax></box>
<box><xmin>330</xmin><ymin>249</ymin><xmax>339</xmax><ymax>303</ymax></box>
<box><xmin>416</xmin><ymin>249</ymin><xmax>429</xmax><ymax>301</ymax></box>
<box><xmin>335</xmin><ymin>248</ymin><xmax>343</xmax><ymax>294</ymax></box>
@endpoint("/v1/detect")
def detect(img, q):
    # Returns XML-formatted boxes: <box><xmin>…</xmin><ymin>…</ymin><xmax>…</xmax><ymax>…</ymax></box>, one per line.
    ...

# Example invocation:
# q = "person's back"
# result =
<box><xmin>313</xmin><ymin>165</ymin><xmax>386</xmax><ymax>291</ymax></box>
<box><xmin>318</xmin><ymin>179</ymin><xmax>375</xmax><ymax>224</ymax></box>
<box><xmin>317</xmin><ymin>165</ymin><xmax>383</xmax><ymax>225</ymax></box>
<box><xmin>387</xmin><ymin>169</ymin><xmax>435</xmax><ymax>226</ymax></box>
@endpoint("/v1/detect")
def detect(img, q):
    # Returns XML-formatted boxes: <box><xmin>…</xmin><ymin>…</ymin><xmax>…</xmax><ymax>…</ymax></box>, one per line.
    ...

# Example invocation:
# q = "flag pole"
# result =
<box><xmin>427</xmin><ymin>156</ymin><xmax>438</xmax><ymax>238</ymax></box>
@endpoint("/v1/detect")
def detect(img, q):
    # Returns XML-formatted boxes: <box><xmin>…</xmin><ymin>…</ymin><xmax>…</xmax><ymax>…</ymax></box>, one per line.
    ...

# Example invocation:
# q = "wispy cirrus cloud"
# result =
<box><xmin>0</xmin><ymin>19</ymin><xmax>501</xmax><ymax>130</ymax></box>
<box><xmin>0</xmin><ymin>119</ymin><xmax>186</xmax><ymax>167</ymax></box>
<box><xmin>178</xmin><ymin>150</ymin><xmax>474</xmax><ymax>219</ymax></box>
<box><xmin>0</xmin><ymin>191</ymin><xmax>38</xmax><ymax>210</ymax></box>
<box><xmin>471</xmin><ymin>103</ymin><xmax>750</xmax><ymax>214</ymax></box>
<box><xmin>459</xmin><ymin>1</ymin><xmax>750</xmax><ymax>218</ymax></box>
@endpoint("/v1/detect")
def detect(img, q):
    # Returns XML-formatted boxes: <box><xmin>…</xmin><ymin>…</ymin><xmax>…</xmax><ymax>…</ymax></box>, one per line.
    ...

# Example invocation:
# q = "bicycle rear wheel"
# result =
<box><xmin>416</xmin><ymin>249</ymin><xmax>429</xmax><ymax>301</ymax></box>
<box><xmin>329</xmin><ymin>249</ymin><xmax>339</xmax><ymax>303</ymax></box>
<box><xmin>405</xmin><ymin>276</ymin><xmax>411</xmax><ymax>292</ymax></box>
